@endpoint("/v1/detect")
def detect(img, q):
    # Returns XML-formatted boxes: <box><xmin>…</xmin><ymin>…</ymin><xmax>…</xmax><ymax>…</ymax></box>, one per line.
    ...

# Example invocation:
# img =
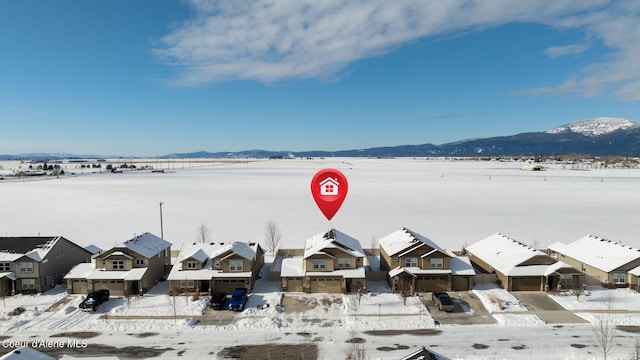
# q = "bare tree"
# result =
<box><xmin>345</xmin><ymin>329</ymin><xmax>367</xmax><ymax>360</ymax></box>
<box><xmin>264</xmin><ymin>221</ymin><xmax>281</xmax><ymax>254</ymax></box>
<box><xmin>631</xmin><ymin>336</ymin><xmax>640</xmax><ymax>360</ymax></box>
<box><xmin>593</xmin><ymin>290</ymin><xmax>617</xmax><ymax>360</ymax></box>
<box><xmin>197</xmin><ymin>223</ymin><xmax>211</xmax><ymax>243</ymax></box>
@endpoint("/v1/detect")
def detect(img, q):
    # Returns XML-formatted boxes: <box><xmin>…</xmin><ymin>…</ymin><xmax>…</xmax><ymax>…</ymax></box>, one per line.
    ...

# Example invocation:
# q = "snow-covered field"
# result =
<box><xmin>1</xmin><ymin>158</ymin><xmax>640</xmax><ymax>359</ymax></box>
<box><xmin>1</xmin><ymin>158</ymin><xmax>639</xmax><ymax>252</ymax></box>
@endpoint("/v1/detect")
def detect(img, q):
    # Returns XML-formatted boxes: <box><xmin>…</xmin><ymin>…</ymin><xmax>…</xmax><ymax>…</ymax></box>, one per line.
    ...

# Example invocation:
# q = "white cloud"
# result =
<box><xmin>545</xmin><ymin>43</ymin><xmax>590</xmax><ymax>58</ymax></box>
<box><xmin>151</xmin><ymin>0</ymin><xmax>640</xmax><ymax>101</ymax></box>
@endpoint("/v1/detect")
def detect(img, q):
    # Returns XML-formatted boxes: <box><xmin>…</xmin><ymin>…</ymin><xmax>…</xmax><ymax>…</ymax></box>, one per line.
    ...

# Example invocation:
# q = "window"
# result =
<box><xmin>338</xmin><ymin>258</ymin><xmax>351</xmax><ymax>269</ymax></box>
<box><xmin>20</xmin><ymin>262</ymin><xmax>33</xmax><ymax>273</ymax></box>
<box><xmin>0</xmin><ymin>262</ymin><xmax>10</xmax><ymax>271</ymax></box>
<box><xmin>229</xmin><ymin>260</ymin><xmax>243</xmax><ymax>271</ymax></box>
<box><xmin>22</xmin><ymin>279</ymin><xmax>35</xmax><ymax>290</ymax></box>
<box><xmin>112</xmin><ymin>260</ymin><xmax>124</xmax><ymax>270</ymax></box>
<box><xmin>404</xmin><ymin>257</ymin><xmax>418</xmax><ymax>268</ymax></box>
<box><xmin>430</xmin><ymin>258</ymin><xmax>444</xmax><ymax>269</ymax></box>
<box><xmin>186</xmin><ymin>261</ymin><xmax>198</xmax><ymax>269</ymax></box>
<box><xmin>135</xmin><ymin>259</ymin><xmax>145</xmax><ymax>266</ymax></box>
<box><xmin>612</xmin><ymin>272</ymin><xmax>626</xmax><ymax>285</ymax></box>
<box><xmin>181</xmin><ymin>280</ymin><xmax>195</xmax><ymax>288</ymax></box>
<box><xmin>214</xmin><ymin>259</ymin><xmax>221</xmax><ymax>268</ymax></box>
<box><xmin>312</xmin><ymin>259</ymin><xmax>327</xmax><ymax>270</ymax></box>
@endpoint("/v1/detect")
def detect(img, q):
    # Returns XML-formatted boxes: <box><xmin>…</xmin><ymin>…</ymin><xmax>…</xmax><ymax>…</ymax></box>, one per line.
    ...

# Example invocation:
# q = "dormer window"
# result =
<box><xmin>186</xmin><ymin>261</ymin><xmax>198</xmax><ymax>269</ymax></box>
<box><xmin>430</xmin><ymin>258</ymin><xmax>443</xmax><ymax>269</ymax></box>
<box><xmin>229</xmin><ymin>260</ymin><xmax>243</xmax><ymax>271</ymax></box>
<box><xmin>135</xmin><ymin>259</ymin><xmax>145</xmax><ymax>266</ymax></box>
<box><xmin>112</xmin><ymin>260</ymin><xmax>124</xmax><ymax>270</ymax></box>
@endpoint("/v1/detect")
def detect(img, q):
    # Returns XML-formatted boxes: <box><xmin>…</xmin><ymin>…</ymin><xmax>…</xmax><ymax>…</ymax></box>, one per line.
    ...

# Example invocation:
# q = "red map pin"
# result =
<box><xmin>311</xmin><ymin>168</ymin><xmax>348</xmax><ymax>221</ymax></box>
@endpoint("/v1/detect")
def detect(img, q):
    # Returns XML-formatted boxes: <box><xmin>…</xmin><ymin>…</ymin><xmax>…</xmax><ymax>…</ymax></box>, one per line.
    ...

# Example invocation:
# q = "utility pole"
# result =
<box><xmin>159</xmin><ymin>202</ymin><xmax>164</xmax><ymax>240</ymax></box>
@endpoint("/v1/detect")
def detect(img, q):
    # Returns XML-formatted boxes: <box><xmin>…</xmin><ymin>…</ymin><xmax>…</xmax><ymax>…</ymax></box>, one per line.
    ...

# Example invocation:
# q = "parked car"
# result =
<box><xmin>79</xmin><ymin>289</ymin><xmax>110</xmax><ymax>312</ymax></box>
<box><xmin>209</xmin><ymin>292</ymin><xmax>227</xmax><ymax>310</ymax></box>
<box><xmin>228</xmin><ymin>288</ymin><xmax>248</xmax><ymax>312</ymax></box>
<box><xmin>432</xmin><ymin>292</ymin><xmax>455</xmax><ymax>312</ymax></box>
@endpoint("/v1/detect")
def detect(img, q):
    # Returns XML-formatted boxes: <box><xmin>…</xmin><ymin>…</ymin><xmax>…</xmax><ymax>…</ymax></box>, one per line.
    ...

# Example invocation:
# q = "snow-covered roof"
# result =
<box><xmin>64</xmin><ymin>263</ymin><xmax>94</xmax><ymax>279</ymax></box>
<box><xmin>63</xmin><ymin>262</ymin><xmax>149</xmax><ymax>281</ymax></box>
<box><xmin>379</xmin><ymin>228</ymin><xmax>447</xmax><ymax>257</ymax></box>
<box><xmin>548</xmin><ymin>235</ymin><xmax>640</xmax><ymax>273</ymax></box>
<box><xmin>450</xmin><ymin>256</ymin><xmax>476</xmax><ymax>276</ymax></box>
<box><xmin>281</xmin><ymin>257</ymin><xmax>304</xmax><ymax>277</ymax></box>
<box><xmin>466</xmin><ymin>233</ymin><xmax>550</xmax><ymax>275</ymax></box>
<box><xmin>0</xmin><ymin>347</ymin><xmax>56</xmax><ymax>360</ymax></box>
<box><xmin>167</xmin><ymin>241</ymin><xmax>261</xmax><ymax>281</ymax></box>
<box><xmin>182</xmin><ymin>248</ymin><xmax>209</xmax><ymax>263</ymax></box>
<box><xmin>104</xmin><ymin>251</ymin><xmax>134</xmax><ymax>259</ymax></box>
<box><xmin>84</xmin><ymin>244</ymin><xmax>102</xmax><ymax>254</ymax></box>
<box><xmin>388</xmin><ymin>266</ymin><xmax>451</xmax><ymax>278</ymax></box>
<box><xmin>0</xmin><ymin>252</ymin><xmax>23</xmax><ymax>262</ymax></box>
<box><xmin>629</xmin><ymin>266</ymin><xmax>640</xmax><ymax>277</ymax></box>
<box><xmin>0</xmin><ymin>236</ymin><xmax>66</xmax><ymax>263</ymax></box>
<box><xmin>122</xmin><ymin>233</ymin><xmax>171</xmax><ymax>259</ymax></box>
<box><xmin>0</xmin><ymin>272</ymin><xmax>17</xmax><ymax>281</ymax></box>
<box><xmin>303</xmin><ymin>229</ymin><xmax>365</xmax><ymax>259</ymax></box>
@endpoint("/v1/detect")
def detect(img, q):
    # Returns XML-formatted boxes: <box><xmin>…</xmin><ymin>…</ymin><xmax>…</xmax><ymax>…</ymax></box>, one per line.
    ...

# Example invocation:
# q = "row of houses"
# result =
<box><xmin>1</xmin><ymin>229</ymin><xmax>639</xmax><ymax>297</ymax></box>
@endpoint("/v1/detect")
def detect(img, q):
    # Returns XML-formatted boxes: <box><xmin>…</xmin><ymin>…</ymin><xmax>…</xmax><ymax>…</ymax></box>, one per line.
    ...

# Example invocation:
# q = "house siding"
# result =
<box><xmin>38</xmin><ymin>238</ymin><xmax>92</xmax><ymax>292</ymax></box>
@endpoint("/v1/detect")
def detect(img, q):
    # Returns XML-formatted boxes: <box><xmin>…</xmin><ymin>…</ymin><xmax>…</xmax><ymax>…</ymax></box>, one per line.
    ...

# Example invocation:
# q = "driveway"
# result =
<box><xmin>422</xmin><ymin>291</ymin><xmax>496</xmax><ymax>325</ymax></box>
<box><xmin>512</xmin><ymin>292</ymin><xmax>589</xmax><ymax>324</ymax></box>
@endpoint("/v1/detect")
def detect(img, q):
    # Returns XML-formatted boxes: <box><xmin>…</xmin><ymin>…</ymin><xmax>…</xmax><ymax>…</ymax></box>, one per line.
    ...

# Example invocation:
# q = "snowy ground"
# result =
<box><xmin>2</xmin><ymin>158</ymin><xmax>640</xmax><ymax>358</ymax></box>
<box><xmin>1</xmin><ymin>278</ymin><xmax>639</xmax><ymax>359</ymax></box>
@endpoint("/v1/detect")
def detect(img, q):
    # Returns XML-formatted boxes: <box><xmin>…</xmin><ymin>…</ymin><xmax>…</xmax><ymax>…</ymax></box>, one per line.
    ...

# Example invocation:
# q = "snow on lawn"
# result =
<box><xmin>0</xmin><ymin>285</ymin><xmax>68</xmax><ymax>315</ymax></box>
<box><xmin>550</xmin><ymin>286</ymin><xmax>640</xmax><ymax>311</ymax></box>
<box><xmin>493</xmin><ymin>314</ymin><xmax>547</xmax><ymax>327</ymax></box>
<box><xmin>472</xmin><ymin>284</ymin><xmax>528</xmax><ymax>313</ymax></box>
<box><xmin>107</xmin><ymin>281</ymin><xmax>208</xmax><ymax>317</ymax></box>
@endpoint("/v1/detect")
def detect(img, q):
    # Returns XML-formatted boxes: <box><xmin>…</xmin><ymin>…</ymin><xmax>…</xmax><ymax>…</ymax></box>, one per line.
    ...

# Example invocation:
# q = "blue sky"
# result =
<box><xmin>1</xmin><ymin>1</ymin><xmax>639</xmax><ymax>156</ymax></box>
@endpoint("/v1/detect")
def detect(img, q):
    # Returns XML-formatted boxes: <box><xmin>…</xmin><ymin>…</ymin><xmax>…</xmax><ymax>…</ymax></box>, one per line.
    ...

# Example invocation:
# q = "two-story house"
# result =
<box><xmin>280</xmin><ymin>229</ymin><xmax>366</xmax><ymax>293</ymax></box>
<box><xmin>379</xmin><ymin>228</ymin><xmax>475</xmax><ymax>293</ymax></box>
<box><xmin>0</xmin><ymin>236</ymin><xmax>92</xmax><ymax>295</ymax></box>
<box><xmin>167</xmin><ymin>241</ymin><xmax>264</xmax><ymax>294</ymax></box>
<box><xmin>64</xmin><ymin>232</ymin><xmax>171</xmax><ymax>296</ymax></box>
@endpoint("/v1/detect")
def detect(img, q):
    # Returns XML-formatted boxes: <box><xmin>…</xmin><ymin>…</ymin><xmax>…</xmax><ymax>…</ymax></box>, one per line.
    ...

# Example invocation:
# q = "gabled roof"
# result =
<box><xmin>0</xmin><ymin>347</ymin><xmax>56</xmax><ymax>360</ymax></box>
<box><xmin>167</xmin><ymin>241</ymin><xmax>261</xmax><ymax>281</ymax></box>
<box><xmin>182</xmin><ymin>248</ymin><xmax>209</xmax><ymax>263</ymax></box>
<box><xmin>0</xmin><ymin>236</ymin><xmax>67</xmax><ymax>262</ymax></box>
<box><xmin>548</xmin><ymin>234</ymin><xmax>640</xmax><ymax>273</ymax></box>
<box><xmin>450</xmin><ymin>256</ymin><xmax>476</xmax><ymax>276</ymax></box>
<box><xmin>466</xmin><ymin>233</ymin><xmax>550</xmax><ymax>275</ymax></box>
<box><xmin>303</xmin><ymin>229</ymin><xmax>365</xmax><ymax>259</ymax></box>
<box><xmin>379</xmin><ymin>228</ymin><xmax>448</xmax><ymax>258</ymax></box>
<box><xmin>121</xmin><ymin>233</ymin><xmax>171</xmax><ymax>258</ymax></box>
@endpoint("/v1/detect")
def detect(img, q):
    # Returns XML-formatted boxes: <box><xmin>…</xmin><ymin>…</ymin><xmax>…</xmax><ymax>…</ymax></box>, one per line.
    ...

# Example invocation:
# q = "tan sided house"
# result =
<box><xmin>64</xmin><ymin>233</ymin><xmax>171</xmax><ymax>296</ymax></box>
<box><xmin>379</xmin><ymin>228</ymin><xmax>475</xmax><ymax>293</ymax></box>
<box><xmin>548</xmin><ymin>235</ymin><xmax>640</xmax><ymax>287</ymax></box>
<box><xmin>0</xmin><ymin>236</ymin><xmax>92</xmax><ymax>295</ymax></box>
<box><xmin>167</xmin><ymin>241</ymin><xmax>264</xmax><ymax>294</ymax></box>
<box><xmin>280</xmin><ymin>229</ymin><xmax>366</xmax><ymax>293</ymax></box>
<box><xmin>466</xmin><ymin>233</ymin><xmax>583</xmax><ymax>291</ymax></box>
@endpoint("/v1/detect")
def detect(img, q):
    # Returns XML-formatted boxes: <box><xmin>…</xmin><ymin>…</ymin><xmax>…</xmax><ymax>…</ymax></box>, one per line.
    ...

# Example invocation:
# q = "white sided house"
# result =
<box><xmin>379</xmin><ymin>228</ymin><xmax>475</xmax><ymax>293</ymax></box>
<box><xmin>281</xmin><ymin>229</ymin><xmax>366</xmax><ymax>293</ymax></box>
<box><xmin>167</xmin><ymin>241</ymin><xmax>264</xmax><ymax>294</ymax></box>
<box><xmin>64</xmin><ymin>233</ymin><xmax>171</xmax><ymax>296</ymax></box>
<box><xmin>466</xmin><ymin>233</ymin><xmax>583</xmax><ymax>291</ymax></box>
<box><xmin>548</xmin><ymin>235</ymin><xmax>640</xmax><ymax>288</ymax></box>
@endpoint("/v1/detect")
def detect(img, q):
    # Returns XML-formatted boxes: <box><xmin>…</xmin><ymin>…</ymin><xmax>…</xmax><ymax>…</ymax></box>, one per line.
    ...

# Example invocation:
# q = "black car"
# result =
<box><xmin>209</xmin><ymin>292</ymin><xmax>227</xmax><ymax>310</ymax></box>
<box><xmin>432</xmin><ymin>292</ymin><xmax>456</xmax><ymax>312</ymax></box>
<box><xmin>79</xmin><ymin>289</ymin><xmax>110</xmax><ymax>312</ymax></box>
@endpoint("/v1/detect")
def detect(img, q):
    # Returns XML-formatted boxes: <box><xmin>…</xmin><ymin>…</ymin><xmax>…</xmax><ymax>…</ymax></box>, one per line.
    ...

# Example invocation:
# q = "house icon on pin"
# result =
<box><xmin>319</xmin><ymin>177</ymin><xmax>340</xmax><ymax>195</ymax></box>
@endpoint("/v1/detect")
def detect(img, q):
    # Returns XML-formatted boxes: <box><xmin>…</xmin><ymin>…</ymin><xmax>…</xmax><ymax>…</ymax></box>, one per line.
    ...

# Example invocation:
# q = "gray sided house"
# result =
<box><xmin>0</xmin><ymin>236</ymin><xmax>92</xmax><ymax>295</ymax></box>
<box><xmin>379</xmin><ymin>228</ymin><xmax>475</xmax><ymax>293</ymax></box>
<box><xmin>467</xmin><ymin>233</ymin><xmax>583</xmax><ymax>291</ymax></box>
<box><xmin>64</xmin><ymin>233</ymin><xmax>171</xmax><ymax>296</ymax></box>
<box><xmin>280</xmin><ymin>229</ymin><xmax>367</xmax><ymax>294</ymax></box>
<box><xmin>548</xmin><ymin>235</ymin><xmax>640</xmax><ymax>288</ymax></box>
<box><xmin>167</xmin><ymin>241</ymin><xmax>264</xmax><ymax>294</ymax></box>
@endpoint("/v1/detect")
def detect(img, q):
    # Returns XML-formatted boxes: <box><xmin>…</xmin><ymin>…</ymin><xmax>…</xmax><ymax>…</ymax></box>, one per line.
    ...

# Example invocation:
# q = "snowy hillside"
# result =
<box><xmin>547</xmin><ymin>117</ymin><xmax>638</xmax><ymax>136</ymax></box>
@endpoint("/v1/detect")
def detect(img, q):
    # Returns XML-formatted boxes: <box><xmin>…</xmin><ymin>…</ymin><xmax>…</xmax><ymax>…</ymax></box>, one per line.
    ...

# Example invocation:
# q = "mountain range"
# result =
<box><xmin>2</xmin><ymin>117</ymin><xmax>639</xmax><ymax>160</ymax></box>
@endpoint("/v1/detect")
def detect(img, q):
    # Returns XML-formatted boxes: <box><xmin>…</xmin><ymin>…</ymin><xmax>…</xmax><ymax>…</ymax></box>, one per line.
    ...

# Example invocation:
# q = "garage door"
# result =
<box><xmin>309</xmin><ymin>277</ymin><xmax>342</xmax><ymax>293</ymax></box>
<box><xmin>214</xmin><ymin>279</ymin><xmax>247</xmax><ymax>294</ymax></box>
<box><xmin>285</xmin><ymin>278</ymin><xmax>303</xmax><ymax>292</ymax></box>
<box><xmin>92</xmin><ymin>280</ymin><xmax>125</xmax><ymax>296</ymax></box>
<box><xmin>71</xmin><ymin>279</ymin><xmax>88</xmax><ymax>294</ymax></box>
<box><xmin>415</xmin><ymin>276</ymin><xmax>448</xmax><ymax>292</ymax></box>
<box><xmin>452</xmin><ymin>276</ymin><xmax>472</xmax><ymax>291</ymax></box>
<box><xmin>511</xmin><ymin>277</ymin><xmax>541</xmax><ymax>291</ymax></box>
